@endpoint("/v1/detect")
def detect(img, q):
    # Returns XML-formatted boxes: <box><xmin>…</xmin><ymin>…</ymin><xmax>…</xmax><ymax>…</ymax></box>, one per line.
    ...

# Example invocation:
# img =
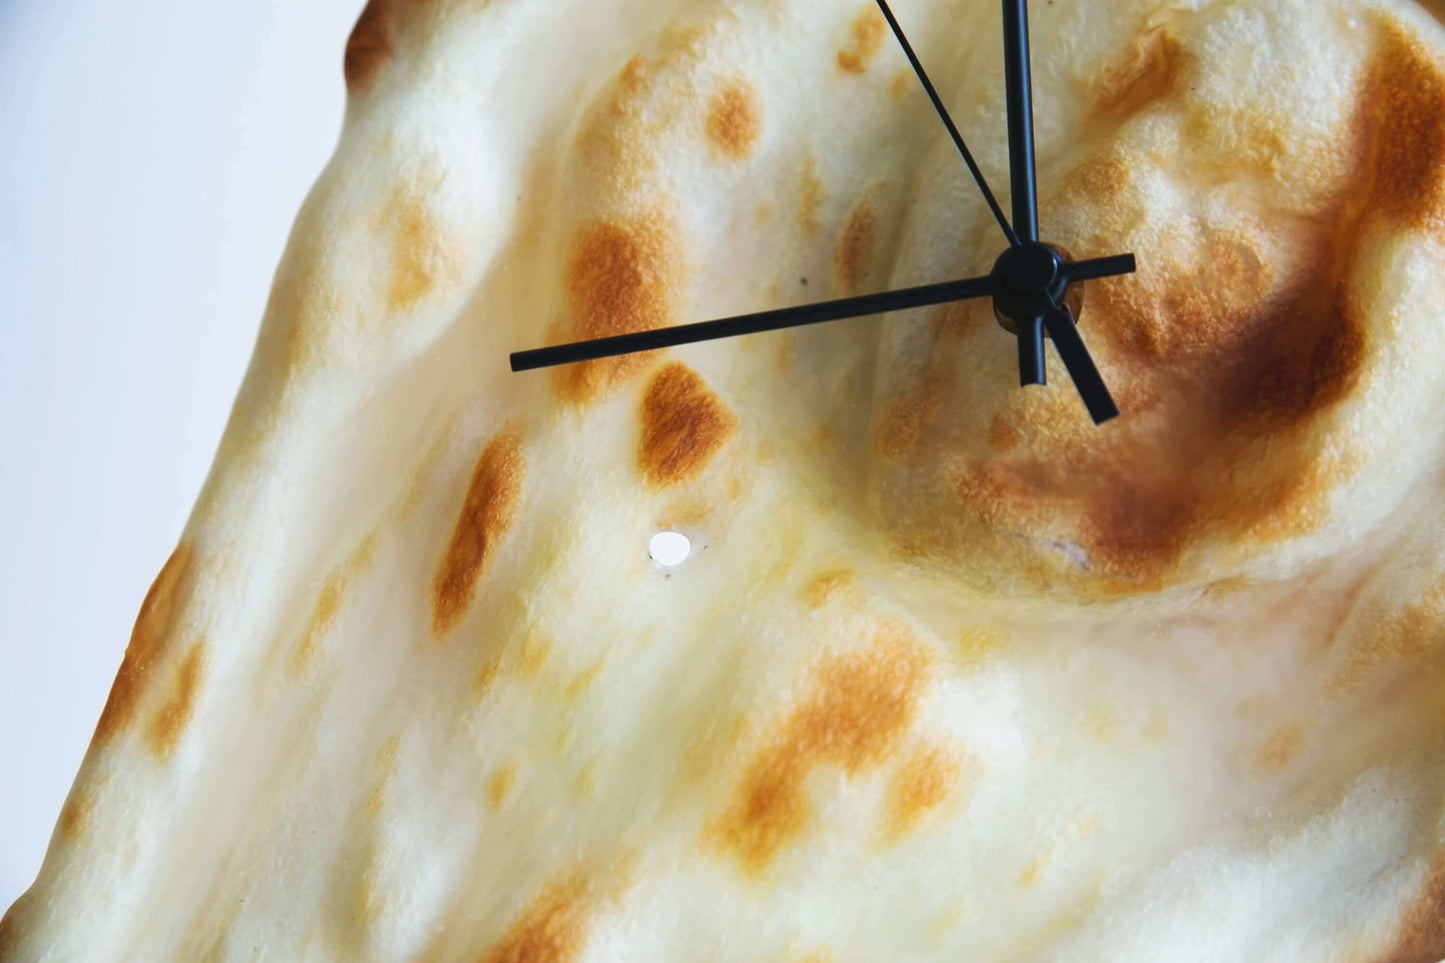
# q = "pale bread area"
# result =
<box><xmin>6</xmin><ymin>0</ymin><xmax>1445</xmax><ymax>959</ymax></box>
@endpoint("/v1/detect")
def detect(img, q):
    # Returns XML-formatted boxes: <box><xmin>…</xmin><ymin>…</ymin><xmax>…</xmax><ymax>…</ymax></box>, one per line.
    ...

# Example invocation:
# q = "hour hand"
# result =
<box><xmin>509</xmin><ymin>273</ymin><xmax>997</xmax><ymax>372</ymax></box>
<box><xmin>1041</xmin><ymin>300</ymin><xmax>1119</xmax><ymax>424</ymax></box>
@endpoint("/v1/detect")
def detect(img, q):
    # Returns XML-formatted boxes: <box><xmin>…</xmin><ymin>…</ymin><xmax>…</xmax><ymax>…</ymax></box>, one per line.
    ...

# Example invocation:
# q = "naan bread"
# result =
<box><xmin>7</xmin><ymin>0</ymin><xmax>1445</xmax><ymax>958</ymax></box>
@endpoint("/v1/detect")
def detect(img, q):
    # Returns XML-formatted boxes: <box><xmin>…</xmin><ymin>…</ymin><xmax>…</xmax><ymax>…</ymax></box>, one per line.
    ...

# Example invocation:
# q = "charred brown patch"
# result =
<box><xmin>638</xmin><ymin>362</ymin><xmax>737</xmax><ymax>486</ymax></box>
<box><xmin>1062</xmin><ymin>153</ymin><xmax>1131</xmax><ymax>204</ymax></box>
<box><xmin>365</xmin><ymin>735</ymin><xmax>402</xmax><ymax>818</ymax></box>
<box><xmin>1252</xmin><ymin>723</ymin><xmax>1305</xmax><ymax>772</ymax></box>
<box><xmin>837</xmin><ymin>6</ymin><xmax>886</xmax><ymax>74</ymax></box>
<box><xmin>1332</xmin><ymin>585</ymin><xmax>1445</xmax><ymax>694</ymax></box>
<box><xmin>344</xmin><ymin>0</ymin><xmax>391</xmax><ymax>91</ymax></box>
<box><xmin>95</xmin><ymin>543</ymin><xmax>195</xmax><ymax>742</ymax></box>
<box><xmin>1090</xmin><ymin>16</ymin><xmax>1187</xmax><ymax>121</ymax></box>
<box><xmin>1381</xmin><ymin>855</ymin><xmax>1445</xmax><ymax>963</ymax></box>
<box><xmin>58</xmin><ymin>786</ymin><xmax>92</xmax><ymax>840</ymax></box>
<box><xmin>877</xmin><ymin>389</ymin><xmax>943</xmax><ymax>460</ymax></box>
<box><xmin>889</xmin><ymin>68</ymin><xmax>912</xmax><ymax>102</ymax></box>
<box><xmin>297</xmin><ymin>575</ymin><xmax>344</xmax><ymax>671</ymax></box>
<box><xmin>474</xmin><ymin>659</ymin><xmax>502</xmax><ymax>700</ymax></box>
<box><xmin>480</xmin><ymin>873</ymin><xmax>595</xmax><ymax>963</ymax></box>
<box><xmin>834</xmin><ymin>199</ymin><xmax>876</xmax><ymax>294</ymax></box>
<box><xmin>147</xmin><ymin>640</ymin><xmax>206</xmax><ymax>758</ymax></box>
<box><xmin>387</xmin><ymin>197</ymin><xmax>454</xmax><ymax>312</ymax></box>
<box><xmin>1360</xmin><ymin>23</ymin><xmax>1445</xmax><ymax>228</ymax></box>
<box><xmin>292</xmin><ymin>536</ymin><xmax>376</xmax><ymax>674</ymax></box>
<box><xmin>885</xmin><ymin>742</ymin><xmax>966</xmax><ymax>839</ymax></box>
<box><xmin>706</xmin><ymin>81</ymin><xmax>762</xmax><ymax>160</ymax></box>
<box><xmin>488</xmin><ymin>761</ymin><xmax>518</xmax><ymax>809</ymax></box>
<box><xmin>800</xmin><ymin>569</ymin><xmax>861</xmax><ymax>610</ymax></box>
<box><xmin>433</xmin><ymin>431</ymin><xmax>526</xmax><ymax>636</ymax></box>
<box><xmin>799</xmin><ymin>156</ymin><xmax>825</xmax><ymax>236</ymax></box>
<box><xmin>954</xmin><ymin>625</ymin><xmax>1009</xmax><ymax>667</ymax></box>
<box><xmin>987</xmin><ymin>412</ymin><xmax>1024</xmax><ymax>453</ymax></box>
<box><xmin>0</xmin><ymin>891</ymin><xmax>28</xmax><ymax>956</ymax></box>
<box><xmin>710</xmin><ymin>625</ymin><xmax>935</xmax><ymax>873</ymax></box>
<box><xmin>554</xmin><ymin>214</ymin><xmax>685</xmax><ymax>404</ymax></box>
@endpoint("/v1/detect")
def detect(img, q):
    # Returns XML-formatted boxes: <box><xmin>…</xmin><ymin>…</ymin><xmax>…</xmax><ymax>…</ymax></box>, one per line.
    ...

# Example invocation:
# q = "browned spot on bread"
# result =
<box><xmin>295</xmin><ymin>574</ymin><xmax>343</xmax><ymax>672</ymax></box>
<box><xmin>801</xmin><ymin>569</ymin><xmax>861</xmax><ymax>610</ymax></box>
<box><xmin>1089</xmin><ymin>14</ymin><xmax>1186</xmax><ymax>121</ymax></box>
<box><xmin>799</xmin><ymin>156</ymin><xmax>825</xmax><ymax>236</ymax></box>
<box><xmin>555</xmin><ymin>214</ymin><xmax>685</xmax><ymax>403</ymax></box>
<box><xmin>489</xmin><ymin>761</ymin><xmax>517</xmax><ymax>808</ymax></box>
<box><xmin>711</xmin><ymin>625</ymin><xmax>935</xmax><ymax>873</ymax></box>
<box><xmin>1253</xmin><ymin>723</ymin><xmax>1305</xmax><ymax>771</ymax></box>
<box><xmin>481</xmin><ymin>873</ymin><xmax>595</xmax><ymax>963</ymax></box>
<box><xmin>1332</xmin><ymin>584</ymin><xmax>1445</xmax><ymax>693</ymax></box>
<box><xmin>292</xmin><ymin>536</ymin><xmax>376</xmax><ymax>674</ymax></box>
<box><xmin>886</xmin><ymin>742</ymin><xmax>965</xmax><ymax>839</ymax></box>
<box><xmin>954</xmin><ymin>625</ymin><xmax>1008</xmax><ymax>667</ymax></box>
<box><xmin>889</xmin><ymin>68</ymin><xmax>912</xmax><ymax>101</ymax></box>
<box><xmin>433</xmin><ymin>431</ymin><xmax>526</xmax><ymax>636</ymax></box>
<box><xmin>1381</xmin><ymin>855</ymin><xmax>1445</xmax><ymax>963</ymax></box>
<box><xmin>565</xmin><ymin>660</ymin><xmax>605</xmax><ymax>704</ymax></box>
<box><xmin>706</xmin><ymin>81</ymin><xmax>762</xmax><ymax>160</ymax></box>
<box><xmin>0</xmin><ymin>891</ymin><xmax>28</xmax><ymax>955</ymax></box>
<box><xmin>58</xmin><ymin>786</ymin><xmax>92</xmax><ymax>840</ymax></box>
<box><xmin>146</xmin><ymin>640</ymin><xmax>205</xmax><ymax>758</ymax></box>
<box><xmin>834</xmin><ymin>199</ymin><xmax>875</xmax><ymax>294</ymax></box>
<box><xmin>1364</xmin><ymin>23</ymin><xmax>1445</xmax><ymax>229</ymax></box>
<box><xmin>1063</xmin><ymin>153</ymin><xmax>1130</xmax><ymax>203</ymax></box>
<box><xmin>474</xmin><ymin>659</ymin><xmax>502</xmax><ymax>700</ymax></box>
<box><xmin>344</xmin><ymin>0</ymin><xmax>390</xmax><ymax>91</ymax></box>
<box><xmin>638</xmin><ymin>362</ymin><xmax>737</xmax><ymax>486</ymax></box>
<box><xmin>988</xmin><ymin>412</ymin><xmax>1024</xmax><ymax>453</ymax></box>
<box><xmin>354</xmin><ymin>854</ymin><xmax>383</xmax><ymax>928</ymax></box>
<box><xmin>95</xmin><ymin>543</ymin><xmax>194</xmax><ymax>742</ymax></box>
<box><xmin>517</xmin><ymin>627</ymin><xmax>551</xmax><ymax>678</ymax></box>
<box><xmin>380</xmin><ymin>186</ymin><xmax>458</xmax><ymax>313</ymax></box>
<box><xmin>274</xmin><ymin>262</ymin><xmax>350</xmax><ymax>381</ymax></box>
<box><xmin>618</xmin><ymin>53</ymin><xmax>648</xmax><ymax>91</ymax></box>
<box><xmin>877</xmin><ymin>390</ymin><xmax>941</xmax><ymax>460</ymax></box>
<box><xmin>1202</xmin><ymin>575</ymin><xmax>1257</xmax><ymax>599</ymax></box>
<box><xmin>365</xmin><ymin>735</ymin><xmax>402</xmax><ymax>817</ymax></box>
<box><xmin>837</xmin><ymin>6</ymin><xmax>886</xmax><ymax>74</ymax></box>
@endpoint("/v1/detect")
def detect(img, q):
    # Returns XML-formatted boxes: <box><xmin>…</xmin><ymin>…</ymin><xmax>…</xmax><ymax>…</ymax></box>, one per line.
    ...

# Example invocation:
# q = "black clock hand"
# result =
<box><xmin>1061</xmin><ymin>253</ymin><xmax>1135</xmax><ymax>284</ymax></box>
<box><xmin>1001</xmin><ymin>0</ymin><xmax>1039</xmax><ymax>241</ymax></box>
<box><xmin>1020</xmin><ymin>252</ymin><xmax>1134</xmax><ymax>383</ymax></box>
<box><xmin>511</xmin><ymin>252</ymin><xmax>1136</xmax><ymax>371</ymax></box>
<box><xmin>1042</xmin><ymin>300</ymin><xmax>1119</xmax><ymax>424</ymax></box>
<box><xmin>875</xmin><ymin>0</ymin><xmax>1019</xmax><ymax>247</ymax></box>
<box><xmin>511</xmin><ymin>274</ymin><xmax>995</xmax><ymax>371</ymax></box>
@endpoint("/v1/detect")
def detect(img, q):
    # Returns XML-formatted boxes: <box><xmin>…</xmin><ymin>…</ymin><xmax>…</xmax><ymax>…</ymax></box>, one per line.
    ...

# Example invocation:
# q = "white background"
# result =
<box><xmin>0</xmin><ymin>0</ymin><xmax>363</xmax><ymax>910</ymax></box>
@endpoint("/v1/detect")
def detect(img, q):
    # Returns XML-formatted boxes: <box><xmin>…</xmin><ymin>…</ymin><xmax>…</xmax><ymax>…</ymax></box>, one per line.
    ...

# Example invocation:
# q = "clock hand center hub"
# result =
<box><xmin>998</xmin><ymin>241</ymin><xmax>1059</xmax><ymax>296</ymax></box>
<box><xmin>991</xmin><ymin>241</ymin><xmax>1079</xmax><ymax>336</ymax></box>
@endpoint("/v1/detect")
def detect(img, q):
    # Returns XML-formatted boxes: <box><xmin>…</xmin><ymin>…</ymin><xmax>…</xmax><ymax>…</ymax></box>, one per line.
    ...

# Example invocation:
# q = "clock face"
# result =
<box><xmin>8</xmin><ymin>0</ymin><xmax>1445</xmax><ymax>960</ymax></box>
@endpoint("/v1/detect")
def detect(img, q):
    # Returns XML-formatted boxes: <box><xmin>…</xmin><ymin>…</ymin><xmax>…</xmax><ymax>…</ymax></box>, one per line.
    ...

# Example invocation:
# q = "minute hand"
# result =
<box><xmin>1001</xmin><ymin>0</ymin><xmax>1039</xmax><ymax>242</ymax></box>
<box><xmin>511</xmin><ymin>274</ymin><xmax>995</xmax><ymax>371</ymax></box>
<box><xmin>510</xmin><ymin>253</ymin><xmax>1136</xmax><ymax>371</ymax></box>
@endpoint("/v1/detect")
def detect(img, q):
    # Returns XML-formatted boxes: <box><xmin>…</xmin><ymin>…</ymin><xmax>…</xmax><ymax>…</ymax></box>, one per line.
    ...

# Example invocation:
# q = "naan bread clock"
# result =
<box><xmin>7</xmin><ymin>0</ymin><xmax>1445</xmax><ymax>960</ymax></box>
